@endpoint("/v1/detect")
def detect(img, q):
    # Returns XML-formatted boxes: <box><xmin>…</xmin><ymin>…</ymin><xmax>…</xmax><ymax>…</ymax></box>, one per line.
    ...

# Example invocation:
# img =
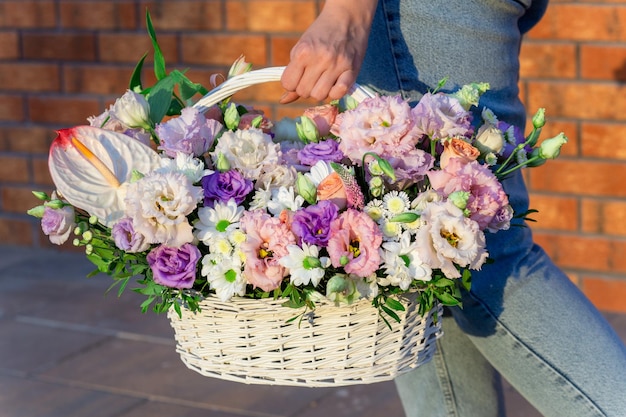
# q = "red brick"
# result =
<box><xmin>23</xmin><ymin>33</ymin><xmax>96</xmax><ymax>61</ymax></box>
<box><xmin>1</xmin><ymin>186</ymin><xmax>41</xmax><ymax>214</ymax></box>
<box><xmin>533</xmin><ymin>233</ymin><xmax>617</xmax><ymax>273</ymax></box>
<box><xmin>181</xmin><ymin>34</ymin><xmax>268</xmax><ymax>67</ymax></box>
<box><xmin>581</xmin><ymin>44</ymin><xmax>626</xmax><ymax>81</ymax></box>
<box><xmin>0</xmin><ymin>156</ymin><xmax>29</xmax><ymax>183</ymax></box>
<box><xmin>0</xmin><ymin>217</ymin><xmax>34</xmax><ymax>246</ymax></box>
<box><xmin>0</xmin><ymin>31</ymin><xmax>19</xmax><ymax>59</ymax></box>
<box><xmin>519</xmin><ymin>42</ymin><xmax>577</xmax><ymax>79</ymax></box>
<box><xmin>28</xmin><ymin>96</ymin><xmax>101</xmax><ymax>125</ymax></box>
<box><xmin>526</xmin><ymin>81</ymin><xmax>626</xmax><ymax>121</ymax></box>
<box><xmin>582</xmin><ymin>277</ymin><xmax>626</xmax><ymax>313</ymax></box>
<box><xmin>581</xmin><ymin>123</ymin><xmax>626</xmax><ymax>161</ymax></box>
<box><xmin>59</xmin><ymin>2</ymin><xmax>137</xmax><ymax>30</ymax></box>
<box><xmin>528</xmin><ymin>5</ymin><xmax>626</xmax><ymax>42</ymax></box>
<box><xmin>581</xmin><ymin>199</ymin><xmax>626</xmax><ymax>237</ymax></box>
<box><xmin>0</xmin><ymin>63</ymin><xmax>60</xmax><ymax>92</ymax></box>
<box><xmin>0</xmin><ymin>127</ymin><xmax>54</xmax><ymax>154</ymax></box>
<box><xmin>527</xmin><ymin>159</ymin><xmax>626</xmax><ymax>198</ymax></box>
<box><xmin>527</xmin><ymin>193</ymin><xmax>579</xmax><ymax>231</ymax></box>
<box><xmin>0</xmin><ymin>95</ymin><xmax>24</xmax><ymax>122</ymax></box>
<box><xmin>0</xmin><ymin>1</ymin><xmax>56</xmax><ymax>29</ymax></box>
<box><xmin>98</xmin><ymin>33</ymin><xmax>178</xmax><ymax>65</ymax></box>
<box><xmin>63</xmin><ymin>65</ymin><xmax>138</xmax><ymax>95</ymax></box>
<box><xmin>32</xmin><ymin>158</ymin><xmax>53</xmax><ymax>187</ymax></box>
<box><xmin>139</xmin><ymin>1</ymin><xmax>223</xmax><ymax>31</ymax></box>
<box><xmin>270</xmin><ymin>36</ymin><xmax>299</xmax><ymax>66</ymax></box>
<box><xmin>226</xmin><ymin>1</ymin><xmax>317</xmax><ymax>32</ymax></box>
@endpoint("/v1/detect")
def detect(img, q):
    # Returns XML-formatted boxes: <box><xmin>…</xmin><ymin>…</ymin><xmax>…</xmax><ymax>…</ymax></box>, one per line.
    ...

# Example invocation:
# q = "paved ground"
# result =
<box><xmin>1</xmin><ymin>244</ymin><xmax>624</xmax><ymax>417</ymax></box>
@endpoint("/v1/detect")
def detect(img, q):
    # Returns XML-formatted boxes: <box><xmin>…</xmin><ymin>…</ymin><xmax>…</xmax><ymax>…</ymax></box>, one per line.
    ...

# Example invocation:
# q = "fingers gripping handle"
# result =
<box><xmin>193</xmin><ymin>66</ymin><xmax>375</xmax><ymax>112</ymax></box>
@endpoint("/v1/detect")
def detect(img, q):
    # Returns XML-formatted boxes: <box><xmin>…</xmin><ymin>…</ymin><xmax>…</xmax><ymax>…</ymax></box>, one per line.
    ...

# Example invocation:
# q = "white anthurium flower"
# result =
<box><xmin>48</xmin><ymin>125</ymin><xmax>162</xmax><ymax>226</ymax></box>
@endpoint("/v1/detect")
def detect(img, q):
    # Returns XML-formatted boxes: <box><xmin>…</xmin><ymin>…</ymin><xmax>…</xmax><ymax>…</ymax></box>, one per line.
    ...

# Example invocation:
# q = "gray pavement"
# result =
<box><xmin>1</xmin><ymin>244</ymin><xmax>624</xmax><ymax>417</ymax></box>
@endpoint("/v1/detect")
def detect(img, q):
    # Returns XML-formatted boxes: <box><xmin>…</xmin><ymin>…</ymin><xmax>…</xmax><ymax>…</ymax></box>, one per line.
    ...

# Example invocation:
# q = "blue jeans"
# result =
<box><xmin>357</xmin><ymin>1</ymin><xmax>626</xmax><ymax>416</ymax></box>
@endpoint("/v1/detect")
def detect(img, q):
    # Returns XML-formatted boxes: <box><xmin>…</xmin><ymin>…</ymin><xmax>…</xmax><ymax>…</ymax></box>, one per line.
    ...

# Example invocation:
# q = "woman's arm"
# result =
<box><xmin>280</xmin><ymin>0</ymin><xmax>379</xmax><ymax>104</ymax></box>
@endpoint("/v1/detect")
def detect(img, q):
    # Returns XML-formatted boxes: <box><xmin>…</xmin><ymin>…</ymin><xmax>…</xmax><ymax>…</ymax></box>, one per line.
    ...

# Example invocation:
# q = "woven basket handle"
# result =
<box><xmin>193</xmin><ymin>66</ymin><xmax>375</xmax><ymax>113</ymax></box>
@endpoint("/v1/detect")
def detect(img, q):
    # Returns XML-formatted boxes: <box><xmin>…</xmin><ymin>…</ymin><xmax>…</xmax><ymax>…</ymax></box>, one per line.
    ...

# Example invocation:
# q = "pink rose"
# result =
<box><xmin>304</xmin><ymin>104</ymin><xmax>338</xmax><ymax>137</ymax></box>
<box><xmin>328</xmin><ymin>209</ymin><xmax>382</xmax><ymax>277</ymax></box>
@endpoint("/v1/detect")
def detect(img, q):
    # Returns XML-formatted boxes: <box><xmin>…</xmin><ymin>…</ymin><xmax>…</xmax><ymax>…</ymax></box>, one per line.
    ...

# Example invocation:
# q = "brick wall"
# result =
<box><xmin>1</xmin><ymin>0</ymin><xmax>625</xmax><ymax>313</ymax></box>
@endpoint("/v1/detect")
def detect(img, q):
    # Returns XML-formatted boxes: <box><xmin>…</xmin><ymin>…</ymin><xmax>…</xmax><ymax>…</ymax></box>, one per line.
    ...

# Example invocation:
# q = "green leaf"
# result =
<box><xmin>385</xmin><ymin>297</ymin><xmax>405</xmax><ymax>312</ymax></box>
<box><xmin>381</xmin><ymin>305</ymin><xmax>401</xmax><ymax>323</ymax></box>
<box><xmin>435</xmin><ymin>291</ymin><xmax>461</xmax><ymax>306</ymax></box>
<box><xmin>433</xmin><ymin>278</ymin><xmax>456</xmax><ymax>288</ymax></box>
<box><xmin>145</xmin><ymin>11</ymin><xmax>167</xmax><ymax>80</ymax></box>
<box><xmin>129</xmin><ymin>52</ymin><xmax>148</xmax><ymax>92</ymax></box>
<box><xmin>148</xmin><ymin>75</ymin><xmax>176</xmax><ymax>123</ymax></box>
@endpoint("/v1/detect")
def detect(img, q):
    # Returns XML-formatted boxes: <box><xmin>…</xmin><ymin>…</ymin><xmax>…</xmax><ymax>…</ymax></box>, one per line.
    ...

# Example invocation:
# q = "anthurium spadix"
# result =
<box><xmin>49</xmin><ymin>126</ymin><xmax>162</xmax><ymax>226</ymax></box>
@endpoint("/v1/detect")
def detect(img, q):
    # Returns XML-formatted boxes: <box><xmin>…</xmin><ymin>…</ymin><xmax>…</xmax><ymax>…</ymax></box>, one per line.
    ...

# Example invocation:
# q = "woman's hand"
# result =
<box><xmin>280</xmin><ymin>0</ymin><xmax>378</xmax><ymax>104</ymax></box>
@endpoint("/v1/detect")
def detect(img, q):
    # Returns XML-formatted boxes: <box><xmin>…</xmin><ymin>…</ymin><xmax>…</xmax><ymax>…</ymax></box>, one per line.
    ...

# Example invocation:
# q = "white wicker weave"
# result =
<box><xmin>168</xmin><ymin>67</ymin><xmax>443</xmax><ymax>387</ymax></box>
<box><xmin>168</xmin><ymin>294</ymin><xmax>443</xmax><ymax>387</ymax></box>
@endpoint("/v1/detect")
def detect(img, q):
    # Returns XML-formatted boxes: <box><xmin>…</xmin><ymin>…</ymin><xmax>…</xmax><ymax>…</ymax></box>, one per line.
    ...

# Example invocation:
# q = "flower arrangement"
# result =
<box><xmin>28</xmin><ymin>14</ymin><xmax>567</xmax><ymax>325</ymax></box>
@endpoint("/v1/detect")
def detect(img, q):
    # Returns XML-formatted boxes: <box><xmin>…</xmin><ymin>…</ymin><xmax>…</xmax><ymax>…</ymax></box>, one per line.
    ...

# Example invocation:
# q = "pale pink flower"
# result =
<box><xmin>415</xmin><ymin>201</ymin><xmax>488</xmax><ymax>279</ymax></box>
<box><xmin>331</xmin><ymin>95</ymin><xmax>420</xmax><ymax>165</ymax></box>
<box><xmin>427</xmin><ymin>158</ymin><xmax>511</xmax><ymax>231</ymax></box>
<box><xmin>239</xmin><ymin>210</ymin><xmax>296</xmax><ymax>291</ymax></box>
<box><xmin>412</xmin><ymin>92</ymin><xmax>473</xmax><ymax>141</ymax></box>
<box><xmin>327</xmin><ymin>209</ymin><xmax>382</xmax><ymax>277</ymax></box>
<box><xmin>303</xmin><ymin>104</ymin><xmax>339</xmax><ymax>137</ymax></box>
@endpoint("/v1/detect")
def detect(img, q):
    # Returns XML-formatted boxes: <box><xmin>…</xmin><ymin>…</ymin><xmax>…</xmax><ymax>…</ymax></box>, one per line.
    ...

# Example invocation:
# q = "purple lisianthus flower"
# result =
<box><xmin>111</xmin><ymin>217</ymin><xmax>150</xmax><ymax>253</ymax></box>
<box><xmin>156</xmin><ymin>107</ymin><xmax>223</xmax><ymax>157</ymax></box>
<box><xmin>146</xmin><ymin>243</ymin><xmax>201</xmax><ymax>289</ymax></box>
<box><xmin>41</xmin><ymin>206</ymin><xmax>75</xmax><ymax>245</ymax></box>
<box><xmin>297</xmin><ymin>139</ymin><xmax>345</xmax><ymax>166</ymax></box>
<box><xmin>412</xmin><ymin>92</ymin><xmax>473</xmax><ymax>141</ymax></box>
<box><xmin>498</xmin><ymin>121</ymin><xmax>531</xmax><ymax>160</ymax></box>
<box><xmin>291</xmin><ymin>200</ymin><xmax>339</xmax><ymax>247</ymax></box>
<box><xmin>201</xmin><ymin>169</ymin><xmax>253</xmax><ymax>207</ymax></box>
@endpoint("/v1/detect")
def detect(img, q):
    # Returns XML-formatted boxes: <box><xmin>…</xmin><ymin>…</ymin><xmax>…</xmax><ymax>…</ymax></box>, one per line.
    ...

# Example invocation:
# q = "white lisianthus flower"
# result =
<box><xmin>379</xmin><ymin>231</ymin><xmax>432</xmax><ymax>290</ymax></box>
<box><xmin>256</xmin><ymin>164</ymin><xmax>298</xmax><ymax>191</ymax></box>
<box><xmin>279</xmin><ymin>243</ymin><xmax>327</xmax><ymax>287</ymax></box>
<box><xmin>194</xmin><ymin>199</ymin><xmax>244</xmax><ymax>244</ymax></box>
<box><xmin>124</xmin><ymin>171</ymin><xmax>203</xmax><ymax>247</ymax></box>
<box><xmin>411</xmin><ymin>189</ymin><xmax>442</xmax><ymax>212</ymax></box>
<box><xmin>157</xmin><ymin>152</ymin><xmax>213</xmax><ymax>184</ymax></box>
<box><xmin>110</xmin><ymin>90</ymin><xmax>151</xmax><ymax>130</ymax></box>
<box><xmin>211</xmin><ymin>127</ymin><xmax>280</xmax><ymax>180</ymax></box>
<box><xmin>415</xmin><ymin>201</ymin><xmax>488</xmax><ymax>279</ymax></box>
<box><xmin>201</xmin><ymin>253</ymin><xmax>247</xmax><ymax>302</ymax></box>
<box><xmin>267</xmin><ymin>186</ymin><xmax>305</xmax><ymax>215</ymax></box>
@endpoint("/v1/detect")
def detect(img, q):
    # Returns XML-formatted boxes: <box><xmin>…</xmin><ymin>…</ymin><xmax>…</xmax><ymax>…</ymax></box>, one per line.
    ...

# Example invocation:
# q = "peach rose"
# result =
<box><xmin>440</xmin><ymin>138</ymin><xmax>480</xmax><ymax>169</ymax></box>
<box><xmin>317</xmin><ymin>171</ymin><xmax>347</xmax><ymax>210</ymax></box>
<box><xmin>304</xmin><ymin>104</ymin><xmax>339</xmax><ymax>137</ymax></box>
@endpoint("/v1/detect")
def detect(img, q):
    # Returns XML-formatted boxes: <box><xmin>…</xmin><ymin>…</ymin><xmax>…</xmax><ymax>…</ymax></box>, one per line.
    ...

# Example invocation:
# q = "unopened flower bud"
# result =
<box><xmin>32</xmin><ymin>191</ymin><xmax>49</xmax><ymax>201</ymax></box>
<box><xmin>388</xmin><ymin>212</ymin><xmax>420</xmax><ymax>223</ymax></box>
<box><xmin>27</xmin><ymin>205</ymin><xmax>46</xmax><ymax>218</ymax></box>
<box><xmin>215</xmin><ymin>152</ymin><xmax>231</xmax><ymax>172</ymax></box>
<box><xmin>111</xmin><ymin>90</ymin><xmax>152</xmax><ymax>130</ymax></box>
<box><xmin>368</xmin><ymin>176</ymin><xmax>384</xmax><ymax>197</ymax></box>
<box><xmin>45</xmin><ymin>199</ymin><xmax>66</xmax><ymax>210</ymax></box>
<box><xmin>296</xmin><ymin>116</ymin><xmax>320</xmax><ymax>143</ymax></box>
<box><xmin>82</xmin><ymin>230</ymin><xmax>93</xmax><ymax>241</ymax></box>
<box><xmin>303</xmin><ymin>256</ymin><xmax>322</xmax><ymax>270</ymax></box>
<box><xmin>532</xmin><ymin>108</ymin><xmax>546</xmax><ymax>129</ymax></box>
<box><xmin>450</xmin><ymin>82</ymin><xmax>490</xmax><ymax>110</ymax></box>
<box><xmin>224</xmin><ymin>103</ymin><xmax>241</xmax><ymax>130</ymax></box>
<box><xmin>89</xmin><ymin>215</ymin><xmax>99</xmax><ymax>225</ymax></box>
<box><xmin>448</xmin><ymin>191</ymin><xmax>470</xmax><ymax>211</ymax></box>
<box><xmin>296</xmin><ymin>172</ymin><xmax>317</xmax><ymax>204</ymax></box>
<box><xmin>538</xmin><ymin>132</ymin><xmax>568</xmax><ymax>159</ymax></box>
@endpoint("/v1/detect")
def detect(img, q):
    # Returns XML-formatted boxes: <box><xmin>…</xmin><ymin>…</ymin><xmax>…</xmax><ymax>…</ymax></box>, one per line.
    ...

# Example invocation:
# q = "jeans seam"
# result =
<box><xmin>434</xmin><ymin>338</ymin><xmax>460</xmax><ymax>417</ymax></box>
<box><xmin>465</xmin><ymin>290</ymin><xmax>608</xmax><ymax>417</ymax></box>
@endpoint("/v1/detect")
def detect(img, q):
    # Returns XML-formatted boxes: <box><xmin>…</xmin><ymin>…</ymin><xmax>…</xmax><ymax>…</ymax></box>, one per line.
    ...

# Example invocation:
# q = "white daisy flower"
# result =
<box><xmin>383</xmin><ymin>190</ymin><xmax>410</xmax><ymax>215</ymax></box>
<box><xmin>379</xmin><ymin>218</ymin><xmax>403</xmax><ymax>240</ymax></box>
<box><xmin>379</xmin><ymin>231</ymin><xmax>432</xmax><ymax>290</ymax></box>
<box><xmin>267</xmin><ymin>186</ymin><xmax>305</xmax><ymax>215</ymax></box>
<box><xmin>364</xmin><ymin>199</ymin><xmax>385</xmax><ymax>222</ymax></box>
<box><xmin>248</xmin><ymin>187</ymin><xmax>272</xmax><ymax>211</ymax></box>
<box><xmin>193</xmin><ymin>199</ymin><xmax>244</xmax><ymax>244</ymax></box>
<box><xmin>201</xmin><ymin>254</ymin><xmax>247</xmax><ymax>302</ymax></box>
<box><xmin>278</xmin><ymin>243</ymin><xmax>326</xmax><ymax>287</ymax></box>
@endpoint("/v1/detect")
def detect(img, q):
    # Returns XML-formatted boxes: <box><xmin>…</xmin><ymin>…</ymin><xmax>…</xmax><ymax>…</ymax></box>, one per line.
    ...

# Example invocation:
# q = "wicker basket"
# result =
<box><xmin>168</xmin><ymin>294</ymin><xmax>442</xmax><ymax>387</ymax></box>
<box><xmin>167</xmin><ymin>67</ymin><xmax>443</xmax><ymax>387</ymax></box>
